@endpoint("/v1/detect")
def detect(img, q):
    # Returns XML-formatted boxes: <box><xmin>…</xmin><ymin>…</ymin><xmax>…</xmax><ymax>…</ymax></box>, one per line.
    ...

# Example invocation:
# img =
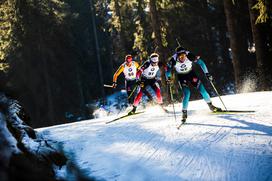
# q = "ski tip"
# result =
<box><xmin>177</xmin><ymin>120</ymin><xmax>186</xmax><ymax>129</ymax></box>
<box><xmin>106</xmin><ymin>111</ymin><xmax>145</xmax><ymax>124</ymax></box>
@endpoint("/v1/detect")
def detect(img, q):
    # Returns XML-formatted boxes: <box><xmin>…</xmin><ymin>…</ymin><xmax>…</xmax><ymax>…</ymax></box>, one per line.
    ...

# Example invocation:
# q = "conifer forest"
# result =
<box><xmin>0</xmin><ymin>0</ymin><xmax>271</xmax><ymax>127</ymax></box>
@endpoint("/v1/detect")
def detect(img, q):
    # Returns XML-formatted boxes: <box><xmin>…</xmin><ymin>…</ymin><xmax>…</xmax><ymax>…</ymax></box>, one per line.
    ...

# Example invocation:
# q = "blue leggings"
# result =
<box><xmin>181</xmin><ymin>83</ymin><xmax>211</xmax><ymax>110</ymax></box>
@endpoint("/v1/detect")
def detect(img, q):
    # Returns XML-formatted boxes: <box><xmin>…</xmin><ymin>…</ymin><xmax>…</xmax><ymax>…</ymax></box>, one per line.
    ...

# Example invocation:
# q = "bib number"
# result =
<box><xmin>128</xmin><ymin>68</ymin><xmax>134</xmax><ymax>77</ymax></box>
<box><xmin>179</xmin><ymin>64</ymin><xmax>188</xmax><ymax>72</ymax></box>
<box><xmin>128</xmin><ymin>72</ymin><xmax>134</xmax><ymax>77</ymax></box>
<box><xmin>148</xmin><ymin>68</ymin><xmax>155</xmax><ymax>76</ymax></box>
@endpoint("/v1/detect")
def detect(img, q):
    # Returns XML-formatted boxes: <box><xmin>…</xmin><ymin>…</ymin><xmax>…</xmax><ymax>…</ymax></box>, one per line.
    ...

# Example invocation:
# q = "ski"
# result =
<box><xmin>177</xmin><ymin>119</ymin><xmax>186</xmax><ymax>129</ymax></box>
<box><xmin>106</xmin><ymin>111</ymin><xmax>144</xmax><ymax>124</ymax></box>
<box><xmin>211</xmin><ymin>110</ymin><xmax>255</xmax><ymax>114</ymax></box>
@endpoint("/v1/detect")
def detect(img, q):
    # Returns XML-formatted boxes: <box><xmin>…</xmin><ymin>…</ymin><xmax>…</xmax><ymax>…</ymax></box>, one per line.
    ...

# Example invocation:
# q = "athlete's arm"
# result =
<box><xmin>197</xmin><ymin>58</ymin><xmax>209</xmax><ymax>74</ymax></box>
<box><xmin>135</xmin><ymin>61</ymin><xmax>140</xmax><ymax>69</ymax></box>
<box><xmin>113</xmin><ymin>64</ymin><xmax>124</xmax><ymax>83</ymax></box>
<box><xmin>166</xmin><ymin>56</ymin><xmax>176</xmax><ymax>79</ymax></box>
<box><xmin>136</xmin><ymin>61</ymin><xmax>149</xmax><ymax>79</ymax></box>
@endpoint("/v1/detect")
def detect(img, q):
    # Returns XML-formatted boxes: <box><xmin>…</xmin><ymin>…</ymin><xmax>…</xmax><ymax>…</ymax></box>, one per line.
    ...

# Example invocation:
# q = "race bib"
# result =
<box><xmin>174</xmin><ymin>59</ymin><xmax>192</xmax><ymax>74</ymax></box>
<box><xmin>123</xmin><ymin>62</ymin><xmax>137</xmax><ymax>80</ymax></box>
<box><xmin>142</xmin><ymin>65</ymin><xmax>159</xmax><ymax>79</ymax></box>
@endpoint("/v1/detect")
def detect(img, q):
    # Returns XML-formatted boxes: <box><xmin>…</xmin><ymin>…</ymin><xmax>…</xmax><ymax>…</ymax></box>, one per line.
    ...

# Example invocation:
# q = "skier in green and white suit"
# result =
<box><xmin>166</xmin><ymin>47</ymin><xmax>222</xmax><ymax>123</ymax></box>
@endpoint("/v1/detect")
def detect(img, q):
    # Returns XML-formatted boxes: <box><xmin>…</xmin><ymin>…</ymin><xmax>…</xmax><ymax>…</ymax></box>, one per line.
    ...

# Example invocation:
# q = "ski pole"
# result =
<box><xmin>127</xmin><ymin>84</ymin><xmax>139</xmax><ymax>100</ymax></box>
<box><xmin>209</xmin><ymin>81</ymin><xmax>228</xmax><ymax>111</ymax></box>
<box><xmin>168</xmin><ymin>83</ymin><xmax>177</xmax><ymax>122</ymax></box>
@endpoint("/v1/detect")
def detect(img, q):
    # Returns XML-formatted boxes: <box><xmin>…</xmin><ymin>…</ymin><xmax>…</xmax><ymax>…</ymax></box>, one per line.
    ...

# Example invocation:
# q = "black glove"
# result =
<box><xmin>112</xmin><ymin>82</ymin><xmax>117</xmax><ymax>88</ymax></box>
<box><xmin>181</xmin><ymin>80</ymin><xmax>188</xmax><ymax>87</ymax></box>
<box><xmin>166</xmin><ymin>77</ymin><xmax>171</xmax><ymax>85</ymax></box>
<box><xmin>155</xmin><ymin>77</ymin><xmax>162</xmax><ymax>82</ymax></box>
<box><xmin>206</xmin><ymin>73</ymin><xmax>213</xmax><ymax>81</ymax></box>
<box><xmin>136</xmin><ymin>79</ymin><xmax>144</xmax><ymax>87</ymax></box>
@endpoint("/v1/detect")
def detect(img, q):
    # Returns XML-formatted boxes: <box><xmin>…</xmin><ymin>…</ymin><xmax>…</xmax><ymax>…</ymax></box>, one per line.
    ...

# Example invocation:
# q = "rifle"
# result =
<box><xmin>175</xmin><ymin>38</ymin><xmax>181</xmax><ymax>47</ymax></box>
<box><xmin>104</xmin><ymin>84</ymin><xmax>114</xmax><ymax>88</ymax></box>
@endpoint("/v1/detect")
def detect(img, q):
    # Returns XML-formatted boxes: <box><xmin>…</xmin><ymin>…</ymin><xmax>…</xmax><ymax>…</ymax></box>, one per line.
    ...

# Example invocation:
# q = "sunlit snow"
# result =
<box><xmin>38</xmin><ymin>91</ymin><xmax>272</xmax><ymax>181</ymax></box>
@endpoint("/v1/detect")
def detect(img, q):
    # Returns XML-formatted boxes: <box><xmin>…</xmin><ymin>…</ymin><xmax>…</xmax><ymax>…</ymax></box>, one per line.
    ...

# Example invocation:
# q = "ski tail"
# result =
<box><xmin>212</xmin><ymin>110</ymin><xmax>255</xmax><ymax>114</ymax></box>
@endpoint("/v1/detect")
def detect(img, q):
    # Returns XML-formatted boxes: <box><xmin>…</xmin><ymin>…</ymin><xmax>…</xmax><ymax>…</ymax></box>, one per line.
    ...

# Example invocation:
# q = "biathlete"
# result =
<box><xmin>129</xmin><ymin>53</ymin><xmax>163</xmax><ymax>115</ymax></box>
<box><xmin>112</xmin><ymin>54</ymin><xmax>152</xmax><ymax>105</ymax></box>
<box><xmin>166</xmin><ymin>47</ymin><xmax>222</xmax><ymax>123</ymax></box>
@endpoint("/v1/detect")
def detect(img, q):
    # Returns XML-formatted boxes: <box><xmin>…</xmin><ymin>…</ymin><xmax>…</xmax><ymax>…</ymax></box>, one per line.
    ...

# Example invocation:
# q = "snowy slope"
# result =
<box><xmin>38</xmin><ymin>91</ymin><xmax>272</xmax><ymax>181</ymax></box>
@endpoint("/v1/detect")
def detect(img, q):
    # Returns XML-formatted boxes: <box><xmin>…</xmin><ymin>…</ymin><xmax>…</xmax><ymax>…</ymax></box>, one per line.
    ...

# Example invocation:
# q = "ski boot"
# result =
<box><xmin>181</xmin><ymin>110</ymin><xmax>187</xmax><ymax>123</ymax></box>
<box><xmin>208</xmin><ymin>102</ymin><xmax>222</xmax><ymax>112</ymax></box>
<box><xmin>128</xmin><ymin>106</ymin><xmax>137</xmax><ymax>115</ymax></box>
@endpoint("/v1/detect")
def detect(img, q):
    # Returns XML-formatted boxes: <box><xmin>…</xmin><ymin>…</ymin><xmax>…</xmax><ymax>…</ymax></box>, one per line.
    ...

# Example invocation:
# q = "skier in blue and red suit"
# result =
<box><xmin>129</xmin><ymin>53</ymin><xmax>163</xmax><ymax>115</ymax></box>
<box><xmin>166</xmin><ymin>47</ymin><xmax>222</xmax><ymax>123</ymax></box>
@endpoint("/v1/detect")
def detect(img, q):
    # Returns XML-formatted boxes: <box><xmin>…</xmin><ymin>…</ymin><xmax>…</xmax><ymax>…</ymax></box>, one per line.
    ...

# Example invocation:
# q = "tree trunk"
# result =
<box><xmin>223</xmin><ymin>0</ymin><xmax>252</xmax><ymax>91</ymax></box>
<box><xmin>135</xmin><ymin>0</ymin><xmax>149</xmax><ymax>61</ymax></box>
<box><xmin>149</xmin><ymin>0</ymin><xmax>164</xmax><ymax>60</ymax></box>
<box><xmin>90</xmin><ymin>0</ymin><xmax>105</xmax><ymax>99</ymax></box>
<box><xmin>149</xmin><ymin>0</ymin><xmax>169</xmax><ymax>102</ymax></box>
<box><xmin>38</xmin><ymin>33</ymin><xmax>55</xmax><ymax>125</ymax></box>
<box><xmin>113</xmin><ymin>0</ymin><xmax>127</xmax><ymax>57</ymax></box>
<box><xmin>197</xmin><ymin>0</ymin><xmax>215</xmax><ymax>61</ymax></box>
<box><xmin>248</xmin><ymin>0</ymin><xmax>272</xmax><ymax>90</ymax></box>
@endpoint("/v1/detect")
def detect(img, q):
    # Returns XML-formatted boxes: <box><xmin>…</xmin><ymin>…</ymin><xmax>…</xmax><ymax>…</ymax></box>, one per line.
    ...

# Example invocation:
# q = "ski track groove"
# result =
<box><xmin>140</xmin><ymin>116</ymin><xmax>168</xmax><ymax>163</ymax></box>
<box><xmin>137</xmin><ymin>112</ymin><xmax>191</xmax><ymax>164</ymax></box>
<box><xmin>174</xmin><ymin>120</ymin><xmax>236</xmax><ymax>178</ymax></box>
<box><xmin>204</xmin><ymin>153</ymin><xmax>214</xmax><ymax>181</ymax></box>
<box><xmin>138</xmin><ymin>132</ymin><xmax>158</xmax><ymax>162</ymax></box>
<box><xmin>226</xmin><ymin>125</ymin><xmax>236</xmax><ymax>181</ymax></box>
<box><xmin>122</xmin><ymin>113</ymin><xmax>164</xmax><ymax>163</ymax></box>
<box><xmin>112</xmin><ymin>112</ymin><xmax>167</xmax><ymax>164</ymax></box>
<box><xmin>201</xmin><ymin>125</ymin><xmax>236</xmax><ymax>181</ymax></box>
<box><xmin>173</xmin><ymin>125</ymin><xmax>219</xmax><ymax>176</ymax></box>
<box><xmin>250</xmin><ymin>129</ymin><xmax>257</xmax><ymax>181</ymax></box>
<box><xmin>168</xmin><ymin>119</ymin><xmax>213</xmax><ymax>157</ymax></box>
<box><xmin>170</xmin><ymin>127</ymin><xmax>213</xmax><ymax>156</ymax></box>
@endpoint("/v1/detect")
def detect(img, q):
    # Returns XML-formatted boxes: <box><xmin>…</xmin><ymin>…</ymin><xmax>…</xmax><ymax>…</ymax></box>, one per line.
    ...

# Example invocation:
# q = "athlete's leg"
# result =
<box><xmin>133</xmin><ymin>87</ymin><xmax>143</xmax><ymax>107</ymax></box>
<box><xmin>181</xmin><ymin>86</ymin><xmax>191</xmax><ymax>110</ymax></box>
<box><xmin>197</xmin><ymin>83</ymin><xmax>211</xmax><ymax>103</ymax></box>
<box><xmin>198</xmin><ymin>83</ymin><xmax>222</xmax><ymax>111</ymax></box>
<box><xmin>150</xmin><ymin>81</ymin><xmax>162</xmax><ymax>104</ymax></box>
<box><xmin>142</xmin><ymin>88</ymin><xmax>153</xmax><ymax>102</ymax></box>
<box><xmin>126</xmin><ymin>80</ymin><xmax>136</xmax><ymax>104</ymax></box>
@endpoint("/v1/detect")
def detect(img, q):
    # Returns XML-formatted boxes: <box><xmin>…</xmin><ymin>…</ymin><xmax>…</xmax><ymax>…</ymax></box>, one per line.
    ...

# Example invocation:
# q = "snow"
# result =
<box><xmin>38</xmin><ymin>91</ymin><xmax>272</xmax><ymax>181</ymax></box>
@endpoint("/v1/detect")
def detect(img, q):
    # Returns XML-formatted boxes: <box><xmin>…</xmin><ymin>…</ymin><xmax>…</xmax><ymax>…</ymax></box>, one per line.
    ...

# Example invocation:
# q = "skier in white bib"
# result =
<box><xmin>128</xmin><ymin>53</ymin><xmax>163</xmax><ymax>115</ymax></box>
<box><xmin>112</xmin><ymin>54</ymin><xmax>153</xmax><ymax>105</ymax></box>
<box><xmin>166</xmin><ymin>47</ymin><xmax>222</xmax><ymax>123</ymax></box>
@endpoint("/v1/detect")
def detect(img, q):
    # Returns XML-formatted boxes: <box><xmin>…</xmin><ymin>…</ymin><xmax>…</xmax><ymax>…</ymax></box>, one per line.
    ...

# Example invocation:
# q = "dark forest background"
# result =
<box><xmin>0</xmin><ymin>0</ymin><xmax>271</xmax><ymax>128</ymax></box>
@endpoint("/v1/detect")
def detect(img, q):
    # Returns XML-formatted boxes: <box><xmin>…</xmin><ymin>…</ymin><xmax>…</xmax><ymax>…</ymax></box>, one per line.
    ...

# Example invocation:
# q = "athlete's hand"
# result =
<box><xmin>206</xmin><ymin>73</ymin><xmax>213</xmax><ymax>81</ymax></box>
<box><xmin>155</xmin><ymin>77</ymin><xmax>162</xmax><ymax>83</ymax></box>
<box><xmin>112</xmin><ymin>82</ymin><xmax>117</xmax><ymax>88</ymax></box>
<box><xmin>136</xmin><ymin>79</ymin><xmax>144</xmax><ymax>87</ymax></box>
<box><xmin>181</xmin><ymin>80</ymin><xmax>188</xmax><ymax>87</ymax></box>
<box><xmin>166</xmin><ymin>78</ymin><xmax>171</xmax><ymax>85</ymax></box>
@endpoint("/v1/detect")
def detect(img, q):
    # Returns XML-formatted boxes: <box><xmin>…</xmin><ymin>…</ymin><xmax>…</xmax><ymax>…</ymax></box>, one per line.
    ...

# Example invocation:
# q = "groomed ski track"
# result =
<box><xmin>38</xmin><ymin>91</ymin><xmax>272</xmax><ymax>181</ymax></box>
